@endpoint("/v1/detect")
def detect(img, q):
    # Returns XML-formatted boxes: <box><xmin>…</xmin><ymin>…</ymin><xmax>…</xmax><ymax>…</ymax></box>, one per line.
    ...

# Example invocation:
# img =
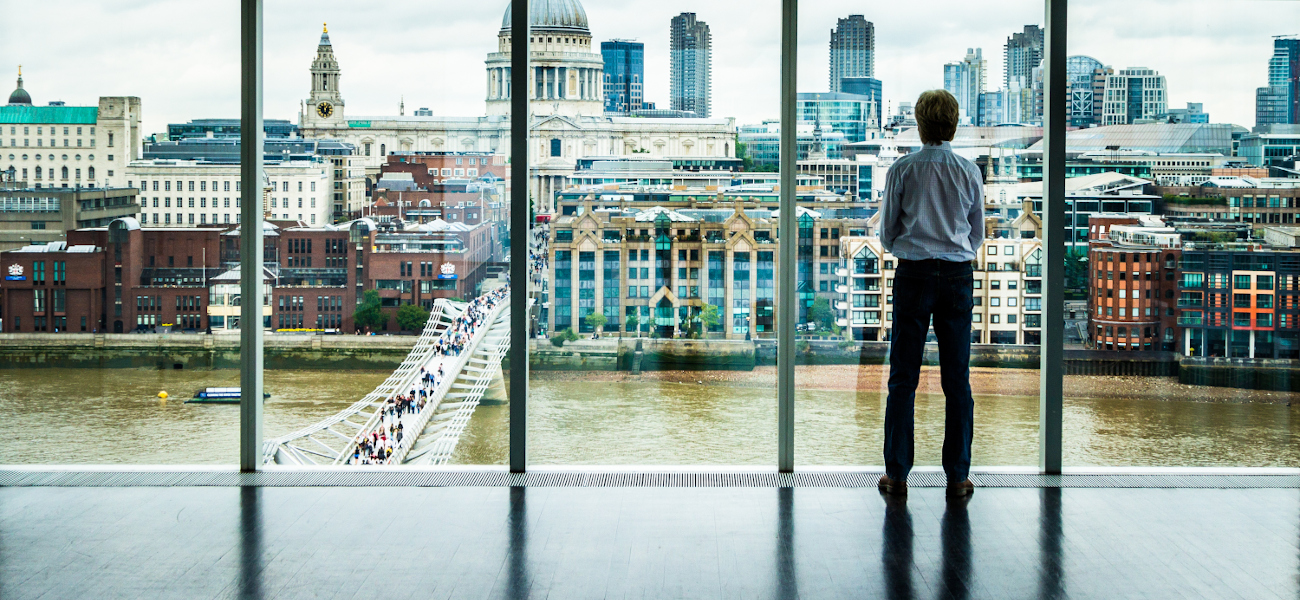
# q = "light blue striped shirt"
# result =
<box><xmin>879</xmin><ymin>141</ymin><xmax>985</xmax><ymax>262</ymax></box>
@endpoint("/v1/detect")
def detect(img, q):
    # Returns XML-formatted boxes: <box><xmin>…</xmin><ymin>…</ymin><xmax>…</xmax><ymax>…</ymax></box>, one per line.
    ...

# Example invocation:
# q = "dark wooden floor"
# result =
<box><xmin>1</xmin><ymin>485</ymin><xmax>1296</xmax><ymax>599</ymax></box>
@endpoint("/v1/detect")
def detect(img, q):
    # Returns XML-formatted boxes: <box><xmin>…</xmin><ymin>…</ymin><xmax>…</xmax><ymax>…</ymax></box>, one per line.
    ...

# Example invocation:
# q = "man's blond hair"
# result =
<box><xmin>915</xmin><ymin>89</ymin><xmax>959</xmax><ymax>145</ymax></box>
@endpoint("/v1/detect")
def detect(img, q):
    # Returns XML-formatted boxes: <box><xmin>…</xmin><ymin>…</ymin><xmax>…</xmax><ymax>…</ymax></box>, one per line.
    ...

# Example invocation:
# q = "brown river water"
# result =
<box><xmin>0</xmin><ymin>367</ymin><xmax>1294</xmax><ymax>467</ymax></box>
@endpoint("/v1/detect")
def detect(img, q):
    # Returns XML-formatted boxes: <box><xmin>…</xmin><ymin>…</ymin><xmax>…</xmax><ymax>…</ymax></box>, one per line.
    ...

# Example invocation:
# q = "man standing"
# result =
<box><xmin>877</xmin><ymin>89</ymin><xmax>984</xmax><ymax>498</ymax></box>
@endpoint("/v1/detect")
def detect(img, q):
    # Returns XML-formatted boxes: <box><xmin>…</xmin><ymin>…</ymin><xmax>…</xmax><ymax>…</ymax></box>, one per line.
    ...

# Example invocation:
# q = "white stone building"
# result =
<box><xmin>125</xmin><ymin>159</ymin><xmax>332</xmax><ymax>227</ymax></box>
<box><xmin>296</xmin><ymin>1</ymin><xmax>736</xmax><ymax>214</ymax></box>
<box><xmin>3</xmin><ymin>69</ymin><xmax>141</xmax><ymax>190</ymax></box>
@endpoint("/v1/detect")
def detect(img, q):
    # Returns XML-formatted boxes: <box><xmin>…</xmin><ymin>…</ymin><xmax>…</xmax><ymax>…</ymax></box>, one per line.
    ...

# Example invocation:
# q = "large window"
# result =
<box><xmin>794</xmin><ymin>1</ymin><xmax>1043</xmax><ymax>468</ymax></box>
<box><xmin>525</xmin><ymin>0</ymin><xmax>780</xmax><ymax>465</ymax></box>
<box><xmin>1063</xmin><ymin>0</ymin><xmax>1300</xmax><ymax>466</ymax></box>
<box><xmin>4</xmin><ymin>1</ymin><xmax>1298</xmax><ymax>472</ymax></box>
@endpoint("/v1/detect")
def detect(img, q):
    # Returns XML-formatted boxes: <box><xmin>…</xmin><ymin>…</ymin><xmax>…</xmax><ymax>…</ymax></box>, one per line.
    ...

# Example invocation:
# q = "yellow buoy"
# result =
<box><xmin>158</xmin><ymin>391</ymin><xmax>168</xmax><ymax>399</ymax></box>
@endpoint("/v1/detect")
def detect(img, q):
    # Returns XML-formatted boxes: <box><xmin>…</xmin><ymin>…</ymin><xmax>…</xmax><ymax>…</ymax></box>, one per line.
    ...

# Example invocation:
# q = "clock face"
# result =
<box><xmin>316</xmin><ymin>102</ymin><xmax>333</xmax><ymax>118</ymax></box>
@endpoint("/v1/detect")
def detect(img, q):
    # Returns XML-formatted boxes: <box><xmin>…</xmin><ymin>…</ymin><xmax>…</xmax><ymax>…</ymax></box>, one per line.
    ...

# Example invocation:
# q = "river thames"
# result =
<box><xmin>0</xmin><ymin>367</ymin><xmax>1294</xmax><ymax>467</ymax></box>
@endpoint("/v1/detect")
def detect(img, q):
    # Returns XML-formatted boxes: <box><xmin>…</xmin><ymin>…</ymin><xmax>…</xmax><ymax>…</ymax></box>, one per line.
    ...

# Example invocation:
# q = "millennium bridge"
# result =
<box><xmin>263</xmin><ymin>289</ymin><xmax>514</xmax><ymax>466</ymax></box>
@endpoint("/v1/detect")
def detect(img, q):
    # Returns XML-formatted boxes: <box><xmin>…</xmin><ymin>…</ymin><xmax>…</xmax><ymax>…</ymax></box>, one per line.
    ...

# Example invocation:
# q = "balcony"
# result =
<box><xmin>836</xmin><ymin>285</ymin><xmax>848</xmax><ymax>294</ymax></box>
<box><xmin>1177</xmin><ymin>317</ymin><xmax>1204</xmax><ymax>326</ymax></box>
<box><xmin>835</xmin><ymin>301</ymin><xmax>848</xmax><ymax>310</ymax></box>
<box><xmin>835</xmin><ymin>268</ymin><xmax>848</xmax><ymax>277</ymax></box>
<box><xmin>1176</xmin><ymin>299</ymin><xmax>1204</xmax><ymax>307</ymax></box>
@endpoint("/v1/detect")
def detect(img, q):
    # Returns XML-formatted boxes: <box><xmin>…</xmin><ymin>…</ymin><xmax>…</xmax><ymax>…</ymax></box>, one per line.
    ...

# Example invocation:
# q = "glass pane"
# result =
<box><xmin>527</xmin><ymin>1</ymin><xmax>779</xmax><ymax>464</ymax></box>
<box><xmin>0</xmin><ymin>3</ymin><xmax>247</xmax><ymax>463</ymax></box>
<box><xmin>795</xmin><ymin>3</ymin><xmax>1043</xmax><ymax>468</ymax></box>
<box><xmin>255</xmin><ymin>5</ymin><xmax>516</xmax><ymax>466</ymax></box>
<box><xmin>1063</xmin><ymin>1</ymin><xmax>1300</xmax><ymax>466</ymax></box>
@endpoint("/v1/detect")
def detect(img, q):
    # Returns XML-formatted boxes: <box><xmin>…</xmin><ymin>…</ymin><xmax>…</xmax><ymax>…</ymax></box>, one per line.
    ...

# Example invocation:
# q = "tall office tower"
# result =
<box><xmin>1256</xmin><ymin>36</ymin><xmax>1300</xmax><ymax>127</ymax></box>
<box><xmin>1101</xmin><ymin>67</ymin><xmax>1168</xmax><ymax>125</ymax></box>
<box><xmin>829</xmin><ymin>15</ymin><xmax>875</xmax><ymax>93</ymax></box>
<box><xmin>1004</xmin><ymin>25</ymin><xmax>1044</xmax><ymax>90</ymax></box>
<box><xmin>602</xmin><ymin>40</ymin><xmax>645</xmax><ymax>114</ymax></box>
<box><xmin>670</xmin><ymin>12</ymin><xmax>712</xmax><ymax>118</ymax></box>
<box><xmin>943</xmin><ymin>48</ymin><xmax>986</xmax><ymax>125</ymax></box>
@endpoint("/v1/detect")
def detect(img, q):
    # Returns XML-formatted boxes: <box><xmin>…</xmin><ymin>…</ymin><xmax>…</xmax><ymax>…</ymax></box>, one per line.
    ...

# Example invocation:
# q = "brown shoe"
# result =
<box><xmin>946</xmin><ymin>479</ymin><xmax>974</xmax><ymax>498</ymax></box>
<box><xmin>878</xmin><ymin>474</ymin><xmax>907</xmax><ymax>496</ymax></box>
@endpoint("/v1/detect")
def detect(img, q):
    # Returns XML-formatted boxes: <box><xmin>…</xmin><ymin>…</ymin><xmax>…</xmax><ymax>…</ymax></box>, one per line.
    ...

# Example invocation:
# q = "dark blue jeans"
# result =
<box><xmin>884</xmin><ymin>258</ymin><xmax>975</xmax><ymax>484</ymax></box>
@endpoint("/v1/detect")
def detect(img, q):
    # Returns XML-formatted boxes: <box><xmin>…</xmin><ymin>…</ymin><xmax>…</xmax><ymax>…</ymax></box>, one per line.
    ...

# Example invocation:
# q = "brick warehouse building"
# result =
<box><xmin>0</xmin><ymin>219</ymin><xmax>222</xmax><ymax>333</ymax></box>
<box><xmin>1</xmin><ymin>214</ymin><xmax>505</xmax><ymax>334</ymax></box>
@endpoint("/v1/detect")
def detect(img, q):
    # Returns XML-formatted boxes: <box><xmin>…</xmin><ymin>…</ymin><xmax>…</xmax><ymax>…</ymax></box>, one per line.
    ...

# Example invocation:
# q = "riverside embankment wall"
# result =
<box><xmin>3</xmin><ymin>334</ymin><xmax>1297</xmax><ymax>392</ymax></box>
<box><xmin>0</xmin><ymin>333</ymin><xmax>416</xmax><ymax>370</ymax></box>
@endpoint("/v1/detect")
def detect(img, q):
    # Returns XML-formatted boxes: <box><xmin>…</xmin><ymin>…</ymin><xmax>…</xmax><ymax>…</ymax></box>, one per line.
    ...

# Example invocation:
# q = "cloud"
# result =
<box><xmin>1</xmin><ymin>0</ymin><xmax>1292</xmax><ymax>133</ymax></box>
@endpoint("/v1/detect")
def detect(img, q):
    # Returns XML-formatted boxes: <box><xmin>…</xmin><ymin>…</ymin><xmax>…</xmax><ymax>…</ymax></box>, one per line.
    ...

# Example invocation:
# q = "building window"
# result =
<box><xmin>551</xmin><ymin>138</ymin><xmax>562</xmax><ymax>157</ymax></box>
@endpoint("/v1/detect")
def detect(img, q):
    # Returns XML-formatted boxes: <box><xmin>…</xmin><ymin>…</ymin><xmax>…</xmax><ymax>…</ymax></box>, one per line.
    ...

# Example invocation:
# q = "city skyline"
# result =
<box><xmin>2</xmin><ymin>0</ymin><xmax>1295</xmax><ymax>134</ymax></box>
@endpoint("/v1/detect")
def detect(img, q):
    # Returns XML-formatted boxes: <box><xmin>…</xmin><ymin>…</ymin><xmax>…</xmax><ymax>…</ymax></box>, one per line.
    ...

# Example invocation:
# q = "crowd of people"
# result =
<box><xmin>530</xmin><ymin>225</ymin><xmax>549</xmax><ymax>337</ymax></box>
<box><xmin>349</xmin><ymin>287</ymin><xmax>509</xmax><ymax>465</ymax></box>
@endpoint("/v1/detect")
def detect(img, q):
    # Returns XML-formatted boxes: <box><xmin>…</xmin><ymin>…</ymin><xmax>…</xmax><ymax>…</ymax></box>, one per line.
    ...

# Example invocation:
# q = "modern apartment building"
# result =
<box><xmin>141</xmin><ymin>136</ymin><xmax>365</xmax><ymax>223</ymax></box>
<box><xmin>838</xmin><ymin>210</ymin><xmax>1045</xmax><ymax>345</ymax></box>
<box><xmin>829</xmin><ymin>15</ymin><xmax>875</xmax><ymax>93</ymax></box>
<box><xmin>1175</xmin><ymin>229</ymin><xmax>1300</xmax><ymax>358</ymax></box>
<box><xmin>669</xmin><ymin>13</ymin><xmax>712</xmax><ymax>118</ymax></box>
<box><xmin>1085</xmin><ymin>216</ymin><xmax>1181</xmax><ymax>352</ymax></box>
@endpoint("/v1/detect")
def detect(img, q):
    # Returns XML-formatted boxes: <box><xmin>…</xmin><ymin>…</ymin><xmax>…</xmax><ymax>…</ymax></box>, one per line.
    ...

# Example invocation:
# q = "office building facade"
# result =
<box><xmin>796</xmin><ymin>92</ymin><xmax>878</xmax><ymax>143</ymax></box>
<box><xmin>1102</xmin><ymin>68</ymin><xmax>1168</xmax><ymax>125</ymax></box>
<box><xmin>839</xmin><ymin>76</ymin><xmax>883</xmax><ymax>126</ymax></box>
<box><xmin>126</xmin><ymin>159</ymin><xmax>332</xmax><ymax>227</ymax></box>
<box><xmin>669</xmin><ymin>13</ymin><xmax>712</xmax><ymax>118</ymax></box>
<box><xmin>0</xmin><ymin>186</ymin><xmax>140</xmax><ymax>251</ymax></box>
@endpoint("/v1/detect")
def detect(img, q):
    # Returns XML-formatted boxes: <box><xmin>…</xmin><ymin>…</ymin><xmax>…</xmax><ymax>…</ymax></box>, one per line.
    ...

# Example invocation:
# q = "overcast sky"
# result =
<box><xmin>2</xmin><ymin>0</ymin><xmax>1296</xmax><ymax>135</ymax></box>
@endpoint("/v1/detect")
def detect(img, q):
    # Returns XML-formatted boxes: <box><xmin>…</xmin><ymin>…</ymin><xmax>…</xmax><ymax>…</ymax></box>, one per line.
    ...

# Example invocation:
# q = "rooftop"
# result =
<box><xmin>0</xmin><ymin>105</ymin><xmax>97</xmax><ymax>124</ymax></box>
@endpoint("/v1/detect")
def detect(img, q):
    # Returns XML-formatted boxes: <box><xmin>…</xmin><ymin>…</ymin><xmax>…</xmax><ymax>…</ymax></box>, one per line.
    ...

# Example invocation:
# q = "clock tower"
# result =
<box><xmin>307</xmin><ymin>23</ymin><xmax>343</xmax><ymax>124</ymax></box>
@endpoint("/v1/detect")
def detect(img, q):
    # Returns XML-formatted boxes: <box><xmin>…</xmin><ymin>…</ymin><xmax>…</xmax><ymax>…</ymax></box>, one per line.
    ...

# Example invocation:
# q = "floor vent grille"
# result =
<box><xmin>1</xmin><ymin>470</ymin><xmax>1296</xmax><ymax>489</ymax></box>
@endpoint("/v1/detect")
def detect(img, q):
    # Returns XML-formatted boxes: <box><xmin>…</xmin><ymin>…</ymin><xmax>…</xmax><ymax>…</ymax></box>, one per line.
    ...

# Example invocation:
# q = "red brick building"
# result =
<box><xmin>377</xmin><ymin>152</ymin><xmax>510</xmax><ymax>191</ymax></box>
<box><xmin>1086</xmin><ymin>215</ymin><xmax>1182</xmax><ymax>351</ymax></box>
<box><xmin>1</xmin><ymin>209</ymin><xmax>508</xmax><ymax>334</ymax></box>
<box><xmin>0</xmin><ymin>218</ymin><xmax>223</xmax><ymax>333</ymax></box>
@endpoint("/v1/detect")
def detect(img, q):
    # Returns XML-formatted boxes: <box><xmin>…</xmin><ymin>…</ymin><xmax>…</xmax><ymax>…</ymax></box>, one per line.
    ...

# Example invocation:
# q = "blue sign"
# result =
<box><xmin>437</xmin><ymin>274</ymin><xmax>458</xmax><ymax>280</ymax></box>
<box><xmin>4</xmin><ymin>276</ymin><xmax>24</xmax><ymax>281</ymax></box>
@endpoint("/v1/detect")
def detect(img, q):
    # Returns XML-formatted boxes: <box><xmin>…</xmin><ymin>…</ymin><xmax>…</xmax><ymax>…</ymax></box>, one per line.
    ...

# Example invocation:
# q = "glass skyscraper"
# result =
<box><xmin>601</xmin><ymin>40</ymin><xmax>644</xmax><ymax>114</ymax></box>
<box><xmin>1256</xmin><ymin>36</ymin><xmax>1300</xmax><ymax>127</ymax></box>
